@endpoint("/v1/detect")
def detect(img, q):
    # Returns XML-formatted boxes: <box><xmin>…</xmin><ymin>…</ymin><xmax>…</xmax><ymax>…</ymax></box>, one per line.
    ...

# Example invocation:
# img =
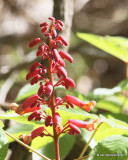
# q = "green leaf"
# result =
<box><xmin>15</xmin><ymin>82</ymin><xmax>41</xmax><ymax>102</ymax></box>
<box><xmin>88</xmin><ymin>135</ymin><xmax>128</xmax><ymax>160</ymax></box>
<box><xmin>0</xmin><ymin>128</ymin><xmax>8</xmax><ymax>160</ymax></box>
<box><xmin>96</xmin><ymin>97</ymin><xmax>122</xmax><ymax>113</ymax></box>
<box><xmin>0</xmin><ymin>110</ymin><xmax>43</xmax><ymax>125</ymax></box>
<box><xmin>106</xmin><ymin>113</ymin><xmax>128</xmax><ymax>124</ymax></box>
<box><xmin>88</xmin><ymin>79</ymin><xmax>128</xmax><ymax>100</ymax></box>
<box><xmin>32</xmin><ymin>134</ymin><xmax>75</xmax><ymax>160</ymax></box>
<box><xmin>6</xmin><ymin>123</ymin><xmax>34</xmax><ymax>143</ymax></box>
<box><xmin>94</xmin><ymin>122</ymin><xmax>128</xmax><ymax>143</ymax></box>
<box><xmin>77</xmin><ymin>33</ymin><xmax>128</xmax><ymax>62</ymax></box>
<box><xmin>93</xmin><ymin>114</ymin><xmax>128</xmax><ymax>143</ymax></box>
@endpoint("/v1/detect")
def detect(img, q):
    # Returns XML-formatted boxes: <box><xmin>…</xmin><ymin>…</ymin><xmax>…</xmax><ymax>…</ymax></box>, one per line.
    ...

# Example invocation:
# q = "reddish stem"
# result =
<box><xmin>49</xmin><ymin>59</ymin><xmax>60</xmax><ymax>160</ymax></box>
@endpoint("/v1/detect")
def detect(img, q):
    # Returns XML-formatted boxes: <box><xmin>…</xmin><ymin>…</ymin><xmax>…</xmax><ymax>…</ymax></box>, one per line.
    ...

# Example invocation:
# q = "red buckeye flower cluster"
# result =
<box><xmin>10</xmin><ymin>17</ymin><xmax>99</xmax><ymax>144</ymax></box>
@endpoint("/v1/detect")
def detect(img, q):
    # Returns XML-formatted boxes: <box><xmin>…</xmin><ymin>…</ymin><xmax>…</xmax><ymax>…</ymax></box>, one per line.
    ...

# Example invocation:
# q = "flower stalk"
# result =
<box><xmin>10</xmin><ymin>17</ymin><xmax>98</xmax><ymax>160</ymax></box>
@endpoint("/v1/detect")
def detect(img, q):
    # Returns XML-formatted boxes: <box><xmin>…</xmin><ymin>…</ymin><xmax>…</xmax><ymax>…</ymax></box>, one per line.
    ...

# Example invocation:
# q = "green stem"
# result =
<box><xmin>4</xmin><ymin>131</ymin><xmax>51</xmax><ymax>160</ymax></box>
<box><xmin>78</xmin><ymin>122</ymin><xmax>103</xmax><ymax>159</ymax></box>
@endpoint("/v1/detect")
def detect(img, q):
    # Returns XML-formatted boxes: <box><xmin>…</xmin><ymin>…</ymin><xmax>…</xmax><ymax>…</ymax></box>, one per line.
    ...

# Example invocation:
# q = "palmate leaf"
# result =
<box><xmin>88</xmin><ymin>135</ymin><xmax>128</xmax><ymax>160</ymax></box>
<box><xmin>0</xmin><ymin>128</ymin><xmax>8</xmax><ymax>160</ymax></box>
<box><xmin>32</xmin><ymin>134</ymin><xmax>75</xmax><ymax>160</ymax></box>
<box><xmin>77</xmin><ymin>33</ymin><xmax>128</xmax><ymax>62</ymax></box>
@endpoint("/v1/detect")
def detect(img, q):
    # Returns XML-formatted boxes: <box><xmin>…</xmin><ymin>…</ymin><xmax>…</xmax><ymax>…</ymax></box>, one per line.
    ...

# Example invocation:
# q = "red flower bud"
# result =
<box><xmin>52</xmin><ymin>29</ymin><xmax>57</xmax><ymax>37</ymax></box>
<box><xmin>53</xmin><ymin>113</ymin><xmax>63</xmax><ymax>133</ymax></box>
<box><xmin>36</xmin><ymin>50</ymin><xmax>42</xmax><ymax>56</ymax></box>
<box><xmin>29</xmin><ymin>38</ymin><xmax>41</xmax><ymax>48</ymax></box>
<box><xmin>26</xmin><ymin>69</ymin><xmax>39</xmax><ymax>80</ymax></box>
<box><xmin>30</xmin><ymin>62</ymin><xmax>40</xmax><ymax>73</ymax></box>
<box><xmin>67</xmin><ymin>101</ymin><xmax>74</xmax><ymax>108</ymax></box>
<box><xmin>53</xmin><ymin>113</ymin><xmax>61</xmax><ymax>126</ymax></box>
<box><xmin>45</xmin><ymin>115</ymin><xmax>53</xmax><ymax>127</ymax></box>
<box><xmin>58</xmin><ymin>59</ymin><xmax>65</xmax><ymax>67</ymax></box>
<box><xmin>56</xmin><ymin>66</ymin><xmax>67</xmax><ymax>78</ymax></box>
<box><xmin>64</xmin><ymin>77</ymin><xmax>75</xmax><ymax>88</ymax></box>
<box><xmin>68</xmin><ymin>123</ymin><xmax>81</xmax><ymax>135</ymax></box>
<box><xmin>57</xmin><ymin>40</ymin><xmax>63</xmax><ymax>46</ymax></box>
<box><xmin>48</xmin><ymin>17</ymin><xmax>55</xmax><ymax>21</ymax></box>
<box><xmin>57</xmin><ymin>36</ymin><xmax>68</xmax><ymax>46</ymax></box>
<box><xmin>28</xmin><ymin>111</ymin><xmax>42</xmax><ymax>121</ymax></box>
<box><xmin>31</xmin><ymin>75</ymin><xmax>40</xmax><ymax>85</ymax></box>
<box><xmin>53</xmin><ymin>49</ymin><xmax>60</xmax><ymax>62</ymax></box>
<box><xmin>57</xmin><ymin>20</ymin><xmax>64</xmax><ymax>26</ymax></box>
<box><xmin>40</xmin><ymin>22</ymin><xmax>48</xmax><ymax>27</ymax></box>
<box><xmin>15</xmin><ymin>104</ymin><xmax>41</xmax><ymax>115</ymax></box>
<box><xmin>22</xmin><ymin>94</ymin><xmax>39</xmax><ymax>109</ymax></box>
<box><xmin>59</xmin><ymin>50</ymin><xmax>73</xmax><ymax>63</ymax></box>
<box><xmin>38</xmin><ymin>84</ymin><xmax>44</xmax><ymax>96</ymax></box>
<box><xmin>31</xmin><ymin>126</ymin><xmax>45</xmax><ymax>139</ymax></box>
<box><xmin>66</xmin><ymin>95</ymin><xmax>84</xmax><ymax>107</ymax></box>
<box><xmin>41</xmin><ymin>27</ymin><xmax>48</xmax><ymax>33</ymax></box>
<box><xmin>55</xmin><ymin>97</ymin><xmax>62</xmax><ymax>104</ymax></box>
<box><xmin>45</xmin><ymin>83</ymin><xmax>53</xmax><ymax>97</ymax></box>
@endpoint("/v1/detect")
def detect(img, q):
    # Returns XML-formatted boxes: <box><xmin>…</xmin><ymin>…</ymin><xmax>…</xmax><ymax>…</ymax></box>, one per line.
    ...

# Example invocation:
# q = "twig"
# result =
<box><xmin>78</xmin><ymin>122</ymin><xmax>103</xmax><ymax>158</ymax></box>
<box><xmin>4</xmin><ymin>131</ymin><xmax>51</xmax><ymax>160</ymax></box>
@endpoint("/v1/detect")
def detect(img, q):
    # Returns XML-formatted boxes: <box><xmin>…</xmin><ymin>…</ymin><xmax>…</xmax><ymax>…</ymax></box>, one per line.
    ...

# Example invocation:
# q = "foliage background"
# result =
<box><xmin>0</xmin><ymin>0</ymin><xmax>128</xmax><ymax>159</ymax></box>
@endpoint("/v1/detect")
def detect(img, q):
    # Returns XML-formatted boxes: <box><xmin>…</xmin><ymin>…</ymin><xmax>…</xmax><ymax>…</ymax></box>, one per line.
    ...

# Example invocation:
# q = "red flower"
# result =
<box><xmin>55</xmin><ymin>36</ymin><xmax>68</xmax><ymax>46</ymax></box>
<box><xmin>66</xmin><ymin>95</ymin><xmax>84</xmax><ymax>107</ymax></box>
<box><xmin>62</xmin><ymin>77</ymin><xmax>75</xmax><ymax>89</ymax></box>
<box><xmin>40</xmin><ymin>22</ymin><xmax>48</xmax><ymax>27</ymax></box>
<box><xmin>29</xmin><ymin>38</ymin><xmax>41</xmax><ymax>48</ymax></box>
<box><xmin>59</xmin><ymin>50</ymin><xmax>73</xmax><ymax>63</ymax></box>
<box><xmin>53</xmin><ymin>49</ymin><xmax>60</xmax><ymax>62</ymax></box>
<box><xmin>30</xmin><ymin>62</ymin><xmax>40</xmax><ymax>73</ymax></box>
<box><xmin>22</xmin><ymin>94</ymin><xmax>39</xmax><ymax>109</ymax></box>
<box><xmin>44</xmin><ymin>83</ymin><xmax>53</xmax><ymax>98</ymax></box>
<box><xmin>28</xmin><ymin>111</ymin><xmax>42</xmax><ymax>121</ymax></box>
<box><xmin>68</xmin><ymin>119</ymin><xmax>96</xmax><ymax>131</ymax></box>
<box><xmin>45</xmin><ymin>115</ymin><xmax>53</xmax><ymax>127</ymax></box>
<box><xmin>53</xmin><ymin>113</ymin><xmax>63</xmax><ymax>133</ymax></box>
<box><xmin>56</xmin><ymin>66</ymin><xmax>67</xmax><ymax>78</ymax></box>
<box><xmin>20</xmin><ymin>126</ymin><xmax>45</xmax><ymax>144</ymax></box>
<box><xmin>68</xmin><ymin>123</ymin><xmax>81</xmax><ymax>135</ymax></box>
